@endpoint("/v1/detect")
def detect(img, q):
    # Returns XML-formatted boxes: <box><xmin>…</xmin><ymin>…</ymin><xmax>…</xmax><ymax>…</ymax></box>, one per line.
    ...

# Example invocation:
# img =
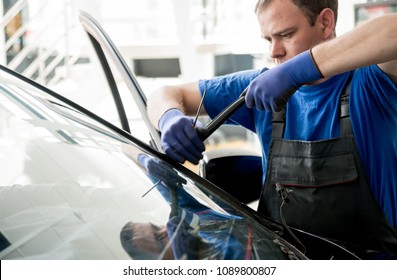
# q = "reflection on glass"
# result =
<box><xmin>120</xmin><ymin>150</ymin><xmax>299</xmax><ymax>260</ymax></box>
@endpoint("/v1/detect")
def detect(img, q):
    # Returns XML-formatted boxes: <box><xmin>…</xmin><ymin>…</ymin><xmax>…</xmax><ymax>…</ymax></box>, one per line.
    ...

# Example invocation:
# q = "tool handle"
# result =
<box><xmin>196</xmin><ymin>88</ymin><xmax>247</xmax><ymax>141</ymax></box>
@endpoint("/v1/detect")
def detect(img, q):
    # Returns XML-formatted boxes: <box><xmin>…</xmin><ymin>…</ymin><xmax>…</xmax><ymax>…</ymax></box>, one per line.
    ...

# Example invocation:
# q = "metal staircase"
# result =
<box><xmin>1</xmin><ymin>0</ymin><xmax>85</xmax><ymax>86</ymax></box>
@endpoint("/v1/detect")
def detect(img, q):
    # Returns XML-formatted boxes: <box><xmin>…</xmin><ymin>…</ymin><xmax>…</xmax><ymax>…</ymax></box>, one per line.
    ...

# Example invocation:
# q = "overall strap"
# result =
<box><xmin>340</xmin><ymin>76</ymin><xmax>353</xmax><ymax>137</ymax></box>
<box><xmin>271</xmin><ymin>109</ymin><xmax>286</xmax><ymax>139</ymax></box>
<box><xmin>271</xmin><ymin>75</ymin><xmax>354</xmax><ymax>139</ymax></box>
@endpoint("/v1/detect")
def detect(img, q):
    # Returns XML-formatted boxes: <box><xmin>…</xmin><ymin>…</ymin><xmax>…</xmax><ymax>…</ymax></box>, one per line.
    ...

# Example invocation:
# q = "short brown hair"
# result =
<box><xmin>255</xmin><ymin>0</ymin><xmax>338</xmax><ymax>26</ymax></box>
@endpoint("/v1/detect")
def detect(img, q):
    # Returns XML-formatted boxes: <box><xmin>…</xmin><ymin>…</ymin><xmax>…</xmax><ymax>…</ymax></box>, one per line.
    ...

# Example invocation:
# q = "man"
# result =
<box><xmin>147</xmin><ymin>0</ymin><xmax>397</xmax><ymax>253</ymax></box>
<box><xmin>120</xmin><ymin>222</ymin><xmax>175</xmax><ymax>260</ymax></box>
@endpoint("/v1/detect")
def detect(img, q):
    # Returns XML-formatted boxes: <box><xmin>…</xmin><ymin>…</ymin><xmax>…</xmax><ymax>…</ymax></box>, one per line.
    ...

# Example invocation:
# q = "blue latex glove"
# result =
<box><xmin>159</xmin><ymin>109</ymin><xmax>205</xmax><ymax>164</ymax></box>
<box><xmin>246</xmin><ymin>50</ymin><xmax>323</xmax><ymax>111</ymax></box>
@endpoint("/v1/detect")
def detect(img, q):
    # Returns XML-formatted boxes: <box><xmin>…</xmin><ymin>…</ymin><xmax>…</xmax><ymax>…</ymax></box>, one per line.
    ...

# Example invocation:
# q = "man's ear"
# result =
<box><xmin>318</xmin><ymin>8</ymin><xmax>336</xmax><ymax>39</ymax></box>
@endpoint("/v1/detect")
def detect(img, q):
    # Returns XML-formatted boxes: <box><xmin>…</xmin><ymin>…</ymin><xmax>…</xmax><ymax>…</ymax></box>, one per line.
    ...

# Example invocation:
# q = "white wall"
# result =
<box><xmin>337</xmin><ymin>0</ymin><xmax>367</xmax><ymax>35</ymax></box>
<box><xmin>22</xmin><ymin>0</ymin><xmax>370</xmax><ymax>84</ymax></box>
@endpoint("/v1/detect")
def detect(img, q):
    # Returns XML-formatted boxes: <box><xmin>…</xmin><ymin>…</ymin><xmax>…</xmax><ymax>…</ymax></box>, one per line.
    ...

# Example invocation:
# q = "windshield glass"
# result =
<box><xmin>0</xmin><ymin>70</ymin><xmax>304</xmax><ymax>260</ymax></box>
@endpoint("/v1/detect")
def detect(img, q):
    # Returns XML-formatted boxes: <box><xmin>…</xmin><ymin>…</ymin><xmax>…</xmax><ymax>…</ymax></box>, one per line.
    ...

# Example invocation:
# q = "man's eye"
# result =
<box><xmin>281</xmin><ymin>33</ymin><xmax>292</xmax><ymax>38</ymax></box>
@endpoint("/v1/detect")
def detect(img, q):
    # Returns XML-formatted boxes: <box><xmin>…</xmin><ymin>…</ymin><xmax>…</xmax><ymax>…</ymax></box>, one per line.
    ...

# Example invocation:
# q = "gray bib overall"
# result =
<box><xmin>257</xmin><ymin>78</ymin><xmax>397</xmax><ymax>253</ymax></box>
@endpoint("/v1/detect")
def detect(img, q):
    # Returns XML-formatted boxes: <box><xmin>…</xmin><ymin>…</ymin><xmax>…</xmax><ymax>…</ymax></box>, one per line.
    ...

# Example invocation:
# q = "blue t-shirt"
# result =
<box><xmin>199</xmin><ymin>65</ymin><xmax>397</xmax><ymax>227</ymax></box>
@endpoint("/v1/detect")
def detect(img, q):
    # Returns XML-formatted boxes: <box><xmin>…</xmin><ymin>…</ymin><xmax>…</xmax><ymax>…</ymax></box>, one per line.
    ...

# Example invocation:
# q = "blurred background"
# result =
<box><xmin>1</xmin><ymin>0</ymin><xmax>396</xmax><ymax>165</ymax></box>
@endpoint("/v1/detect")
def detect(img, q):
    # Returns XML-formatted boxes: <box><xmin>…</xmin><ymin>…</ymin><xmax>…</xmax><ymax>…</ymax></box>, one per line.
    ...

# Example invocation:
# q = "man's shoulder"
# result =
<box><xmin>350</xmin><ymin>65</ymin><xmax>397</xmax><ymax>98</ymax></box>
<box><xmin>352</xmin><ymin>65</ymin><xmax>393</xmax><ymax>84</ymax></box>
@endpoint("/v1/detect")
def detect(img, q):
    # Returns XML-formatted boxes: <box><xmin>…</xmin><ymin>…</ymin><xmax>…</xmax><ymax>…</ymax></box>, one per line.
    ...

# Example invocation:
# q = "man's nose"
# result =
<box><xmin>269</xmin><ymin>40</ymin><xmax>285</xmax><ymax>60</ymax></box>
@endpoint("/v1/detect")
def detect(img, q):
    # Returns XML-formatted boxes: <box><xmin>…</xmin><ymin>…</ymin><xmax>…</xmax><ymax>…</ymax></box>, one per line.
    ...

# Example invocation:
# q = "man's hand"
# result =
<box><xmin>159</xmin><ymin>109</ymin><xmax>205</xmax><ymax>164</ymax></box>
<box><xmin>246</xmin><ymin>50</ymin><xmax>323</xmax><ymax>111</ymax></box>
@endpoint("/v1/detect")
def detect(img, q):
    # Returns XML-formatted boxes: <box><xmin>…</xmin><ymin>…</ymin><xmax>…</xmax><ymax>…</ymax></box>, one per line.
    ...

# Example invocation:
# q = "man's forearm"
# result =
<box><xmin>147</xmin><ymin>86</ymin><xmax>185</xmax><ymax>130</ymax></box>
<box><xmin>312</xmin><ymin>14</ymin><xmax>397</xmax><ymax>79</ymax></box>
<box><xmin>147</xmin><ymin>82</ymin><xmax>204</xmax><ymax>130</ymax></box>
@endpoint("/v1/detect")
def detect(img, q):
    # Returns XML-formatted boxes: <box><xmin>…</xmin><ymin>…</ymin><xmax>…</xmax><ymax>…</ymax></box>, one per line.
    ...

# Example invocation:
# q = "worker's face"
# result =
<box><xmin>258</xmin><ymin>0</ymin><xmax>331</xmax><ymax>65</ymax></box>
<box><xmin>131</xmin><ymin>223</ymin><xmax>174</xmax><ymax>260</ymax></box>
